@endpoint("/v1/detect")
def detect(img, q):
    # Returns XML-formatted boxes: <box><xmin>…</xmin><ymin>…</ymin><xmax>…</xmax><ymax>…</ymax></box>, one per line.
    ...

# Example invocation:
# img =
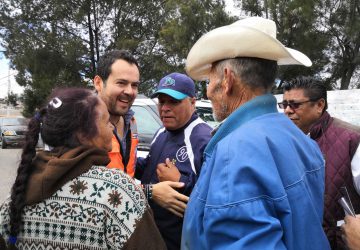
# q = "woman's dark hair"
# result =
<box><xmin>7</xmin><ymin>87</ymin><xmax>100</xmax><ymax>249</ymax></box>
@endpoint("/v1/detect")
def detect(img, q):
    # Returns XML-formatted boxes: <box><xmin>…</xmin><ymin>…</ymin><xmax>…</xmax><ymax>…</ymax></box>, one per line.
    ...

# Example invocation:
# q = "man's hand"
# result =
<box><xmin>157</xmin><ymin>158</ymin><xmax>181</xmax><ymax>182</ymax></box>
<box><xmin>342</xmin><ymin>215</ymin><xmax>360</xmax><ymax>250</ymax></box>
<box><xmin>152</xmin><ymin>181</ymin><xmax>189</xmax><ymax>217</ymax></box>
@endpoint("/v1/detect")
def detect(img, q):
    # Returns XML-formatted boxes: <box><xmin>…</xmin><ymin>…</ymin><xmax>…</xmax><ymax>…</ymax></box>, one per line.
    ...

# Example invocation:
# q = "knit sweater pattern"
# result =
<box><xmin>0</xmin><ymin>166</ymin><xmax>154</xmax><ymax>249</ymax></box>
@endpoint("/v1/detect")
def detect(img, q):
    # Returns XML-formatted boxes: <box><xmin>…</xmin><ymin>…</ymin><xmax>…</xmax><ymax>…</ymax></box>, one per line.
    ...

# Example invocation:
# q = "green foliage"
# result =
<box><xmin>0</xmin><ymin>0</ymin><xmax>231</xmax><ymax>103</ymax></box>
<box><xmin>5</xmin><ymin>92</ymin><xmax>18</xmax><ymax>107</ymax></box>
<box><xmin>3</xmin><ymin>0</ymin><xmax>358</xmax><ymax>112</ymax></box>
<box><xmin>0</xmin><ymin>0</ymin><xmax>89</xmax><ymax>114</ymax></box>
<box><xmin>158</xmin><ymin>0</ymin><xmax>235</xmax><ymax>98</ymax></box>
<box><xmin>317</xmin><ymin>0</ymin><xmax>360</xmax><ymax>89</ymax></box>
<box><xmin>22</xmin><ymin>88</ymin><xmax>48</xmax><ymax>117</ymax></box>
<box><xmin>160</xmin><ymin>0</ymin><xmax>234</xmax><ymax>59</ymax></box>
<box><xmin>238</xmin><ymin>0</ymin><xmax>328</xmax><ymax>88</ymax></box>
<box><xmin>236</xmin><ymin>0</ymin><xmax>360</xmax><ymax>91</ymax></box>
<box><xmin>1</xmin><ymin>0</ymin><xmax>233</xmax><ymax>104</ymax></box>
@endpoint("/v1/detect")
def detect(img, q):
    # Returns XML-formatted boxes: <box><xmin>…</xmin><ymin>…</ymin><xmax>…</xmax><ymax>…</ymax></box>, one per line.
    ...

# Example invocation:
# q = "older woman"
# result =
<box><xmin>0</xmin><ymin>87</ymin><xmax>166</xmax><ymax>249</ymax></box>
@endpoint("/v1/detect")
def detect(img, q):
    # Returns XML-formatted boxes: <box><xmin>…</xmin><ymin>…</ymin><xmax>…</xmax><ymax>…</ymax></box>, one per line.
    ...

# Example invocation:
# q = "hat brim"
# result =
<box><xmin>186</xmin><ymin>24</ymin><xmax>312</xmax><ymax>81</ymax></box>
<box><xmin>151</xmin><ymin>89</ymin><xmax>188</xmax><ymax>100</ymax></box>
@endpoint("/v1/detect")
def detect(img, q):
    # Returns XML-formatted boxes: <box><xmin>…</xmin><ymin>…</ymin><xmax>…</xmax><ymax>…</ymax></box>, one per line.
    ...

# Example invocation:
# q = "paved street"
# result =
<box><xmin>0</xmin><ymin>148</ymin><xmax>21</xmax><ymax>203</ymax></box>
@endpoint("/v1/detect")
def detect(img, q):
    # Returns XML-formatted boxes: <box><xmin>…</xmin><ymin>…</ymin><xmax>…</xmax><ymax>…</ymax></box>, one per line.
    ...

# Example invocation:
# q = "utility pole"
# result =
<box><xmin>7</xmin><ymin>66</ymin><xmax>11</xmax><ymax>100</ymax></box>
<box><xmin>0</xmin><ymin>50</ymin><xmax>11</xmax><ymax>116</ymax></box>
<box><xmin>7</xmin><ymin>65</ymin><xmax>11</xmax><ymax>116</ymax></box>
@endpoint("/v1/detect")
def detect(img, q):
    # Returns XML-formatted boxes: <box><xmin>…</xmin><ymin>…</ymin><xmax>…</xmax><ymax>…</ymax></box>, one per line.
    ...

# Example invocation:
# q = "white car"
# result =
<box><xmin>35</xmin><ymin>95</ymin><xmax>162</xmax><ymax>157</ymax></box>
<box><xmin>0</xmin><ymin>116</ymin><xmax>28</xmax><ymax>149</ymax></box>
<box><xmin>132</xmin><ymin>95</ymin><xmax>162</xmax><ymax>157</ymax></box>
<box><xmin>151</xmin><ymin>97</ymin><xmax>218</xmax><ymax>128</ymax></box>
<box><xmin>133</xmin><ymin>97</ymin><xmax>218</xmax><ymax>157</ymax></box>
<box><xmin>195</xmin><ymin>99</ymin><xmax>219</xmax><ymax>128</ymax></box>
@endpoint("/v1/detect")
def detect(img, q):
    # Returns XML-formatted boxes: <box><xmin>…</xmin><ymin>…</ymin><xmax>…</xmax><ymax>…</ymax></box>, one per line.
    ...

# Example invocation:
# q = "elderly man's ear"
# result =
<box><xmin>223</xmin><ymin>67</ymin><xmax>235</xmax><ymax>95</ymax></box>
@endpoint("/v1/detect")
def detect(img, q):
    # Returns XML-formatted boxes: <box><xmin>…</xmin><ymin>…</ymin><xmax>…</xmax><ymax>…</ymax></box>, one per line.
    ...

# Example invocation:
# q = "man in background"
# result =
<box><xmin>280</xmin><ymin>76</ymin><xmax>360</xmax><ymax>249</ymax></box>
<box><xmin>136</xmin><ymin>72</ymin><xmax>212</xmax><ymax>250</ymax></box>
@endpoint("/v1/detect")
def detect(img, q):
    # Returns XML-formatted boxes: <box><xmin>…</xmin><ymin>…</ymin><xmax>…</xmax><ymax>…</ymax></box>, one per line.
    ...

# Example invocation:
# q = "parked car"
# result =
<box><xmin>0</xmin><ymin>116</ymin><xmax>28</xmax><ymax>149</ymax></box>
<box><xmin>133</xmin><ymin>97</ymin><xmax>218</xmax><ymax>158</ymax></box>
<box><xmin>151</xmin><ymin>97</ymin><xmax>218</xmax><ymax>127</ymax></box>
<box><xmin>132</xmin><ymin>95</ymin><xmax>162</xmax><ymax>157</ymax></box>
<box><xmin>195</xmin><ymin>99</ymin><xmax>219</xmax><ymax>128</ymax></box>
<box><xmin>35</xmin><ymin>95</ymin><xmax>162</xmax><ymax>155</ymax></box>
<box><xmin>34</xmin><ymin>96</ymin><xmax>215</xmax><ymax>157</ymax></box>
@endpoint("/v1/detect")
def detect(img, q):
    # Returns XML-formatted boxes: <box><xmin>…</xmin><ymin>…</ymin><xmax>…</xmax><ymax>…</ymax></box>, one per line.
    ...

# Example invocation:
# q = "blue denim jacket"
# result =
<box><xmin>181</xmin><ymin>94</ymin><xmax>330</xmax><ymax>250</ymax></box>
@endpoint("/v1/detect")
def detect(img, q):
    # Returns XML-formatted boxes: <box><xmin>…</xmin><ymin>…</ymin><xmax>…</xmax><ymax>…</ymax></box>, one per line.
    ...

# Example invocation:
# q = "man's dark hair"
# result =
<box><xmin>215</xmin><ymin>57</ymin><xmax>278</xmax><ymax>91</ymax></box>
<box><xmin>96</xmin><ymin>50</ymin><xmax>139</xmax><ymax>82</ymax></box>
<box><xmin>7</xmin><ymin>87</ymin><xmax>101</xmax><ymax>248</ymax></box>
<box><xmin>283</xmin><ymin>76</ymin><xmax>328</xmax><ymax>110</ymax></box>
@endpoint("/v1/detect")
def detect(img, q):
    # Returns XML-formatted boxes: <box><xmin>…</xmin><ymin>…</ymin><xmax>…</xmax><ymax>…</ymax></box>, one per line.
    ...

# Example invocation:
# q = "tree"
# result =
<box><xmin>5</xmin><ymin>91</ymin><xmax>18</xmax><ymax>107</ymax></box>
<box><xmin>0</xmin><ymin>0</ymin><xmax>167</xmax><ymax>114</ymax></box>
<box><xmin>317</xmin><ymin>0</ymin><xmax>360</xmax><ymax>89</ymax></box>
<box><xmin>158</xmin><ymin>0</ymin><xmax>235</xmax><ymax>98</ymax></box>
<box><xmin>0</xmin><ymin>0</ymin><xmax>89</xmax><ymax>116</ymax></box>
<box><xmin>235</xmin><ymin>0</ymin><xmax>360</xmax><ymax>90</ymax></box>
<box><xmin>235</xmin><ymin>0</ymin><xmax>330</xmax><ymax>92</ymax></box>
<box><xmin>0</xmin><ymin>0</ymin><xmax>234</xmax><ymax>113</ymax></box>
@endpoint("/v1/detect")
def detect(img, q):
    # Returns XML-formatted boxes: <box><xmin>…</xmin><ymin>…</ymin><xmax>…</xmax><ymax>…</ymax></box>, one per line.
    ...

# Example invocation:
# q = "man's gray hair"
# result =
<box><xmin>213</xmin><ymin>57</ymin><xmax>278</xmax><ymax>90</ymax></box>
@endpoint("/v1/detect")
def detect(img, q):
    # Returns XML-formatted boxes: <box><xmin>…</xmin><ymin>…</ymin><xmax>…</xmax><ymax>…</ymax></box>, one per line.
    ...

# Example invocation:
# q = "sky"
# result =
<box><xmin>0</xmin><ymin>0</ymin><xmax>240</xmax><ymax>99</ymax></box>
<box><xmin>0</xmin><ymin>53</ymin><xmax>23</xmax><ymax>99</ymax></box>
<box><xmin>225</xmin><ymin>0</ymin><xmax>239</xmax><ymax>14</ymax></box>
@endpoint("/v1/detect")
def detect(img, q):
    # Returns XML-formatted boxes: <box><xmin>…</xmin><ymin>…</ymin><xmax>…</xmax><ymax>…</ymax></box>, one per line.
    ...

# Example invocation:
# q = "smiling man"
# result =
<box><xmin>94</xmin><ymin>50</ymin><xmax>140</xmax><ymax>177</ymax></box>
<box><xmin>94</xmin><ymin>51</ymin><xmax>192</xmax><ymax>241</ymax></box>
<box><xmin>135</xmin><ymin>72</ymin><xmax>212</xmax><ymax>250</ymax></box>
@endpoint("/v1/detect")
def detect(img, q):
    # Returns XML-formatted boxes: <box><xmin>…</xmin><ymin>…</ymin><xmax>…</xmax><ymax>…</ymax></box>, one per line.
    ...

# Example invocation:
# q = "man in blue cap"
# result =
<box><xmin>135</xmin><ymin>72</ymin><xmax>212</xmax><ymax>250</ymax></box>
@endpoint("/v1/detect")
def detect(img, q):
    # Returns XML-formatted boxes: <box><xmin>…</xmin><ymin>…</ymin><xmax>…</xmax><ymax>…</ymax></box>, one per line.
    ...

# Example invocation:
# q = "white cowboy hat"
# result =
<box><xmin>186</xmin><ymin>16</ymin><xmax>312</xmax><ymax>81</ymax></box>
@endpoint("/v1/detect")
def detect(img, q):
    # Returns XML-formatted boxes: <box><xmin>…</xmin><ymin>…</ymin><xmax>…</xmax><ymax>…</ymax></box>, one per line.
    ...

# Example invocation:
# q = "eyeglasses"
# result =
<box><xmin>278</xmin><ymin>100</ymin><xmax>315</xmax><ymax>110</ymax></box>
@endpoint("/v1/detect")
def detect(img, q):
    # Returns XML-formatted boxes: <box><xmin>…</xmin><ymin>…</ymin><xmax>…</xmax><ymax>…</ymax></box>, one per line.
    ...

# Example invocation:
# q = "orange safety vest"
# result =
<box><xmin>107</xmin><ymin>116</ymin><xmax>139</xmax><ymax>177</ymax></box>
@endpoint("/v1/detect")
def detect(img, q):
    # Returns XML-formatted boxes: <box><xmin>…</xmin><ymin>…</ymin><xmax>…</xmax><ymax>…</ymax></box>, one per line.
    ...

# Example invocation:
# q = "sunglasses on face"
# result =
<box><xmin>278</xmin><ymin>99</ymin><xmax>316</xmax><ymax>110</ymax></box>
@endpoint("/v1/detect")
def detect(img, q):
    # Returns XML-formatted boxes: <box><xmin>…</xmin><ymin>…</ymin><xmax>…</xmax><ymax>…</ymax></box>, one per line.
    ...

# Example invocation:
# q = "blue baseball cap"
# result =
<box><xmin>151</xmin><ymin>72</ymin><xmax>196</xmax><ymax>100</ymax></box>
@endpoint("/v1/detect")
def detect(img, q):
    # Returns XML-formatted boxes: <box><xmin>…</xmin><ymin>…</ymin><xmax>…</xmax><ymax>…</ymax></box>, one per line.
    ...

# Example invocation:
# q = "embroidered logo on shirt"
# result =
<box><xmin>176</xmin><ymin>146</ymin><xmax>188</xmax><ymax>162</ymax></box>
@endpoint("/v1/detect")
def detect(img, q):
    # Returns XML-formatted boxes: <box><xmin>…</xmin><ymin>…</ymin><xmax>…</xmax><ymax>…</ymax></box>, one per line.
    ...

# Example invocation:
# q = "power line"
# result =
<box><xmin>0</xmin><ymin>72</ymin><xmax>16</xmax><ymax>81</ymax></box>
